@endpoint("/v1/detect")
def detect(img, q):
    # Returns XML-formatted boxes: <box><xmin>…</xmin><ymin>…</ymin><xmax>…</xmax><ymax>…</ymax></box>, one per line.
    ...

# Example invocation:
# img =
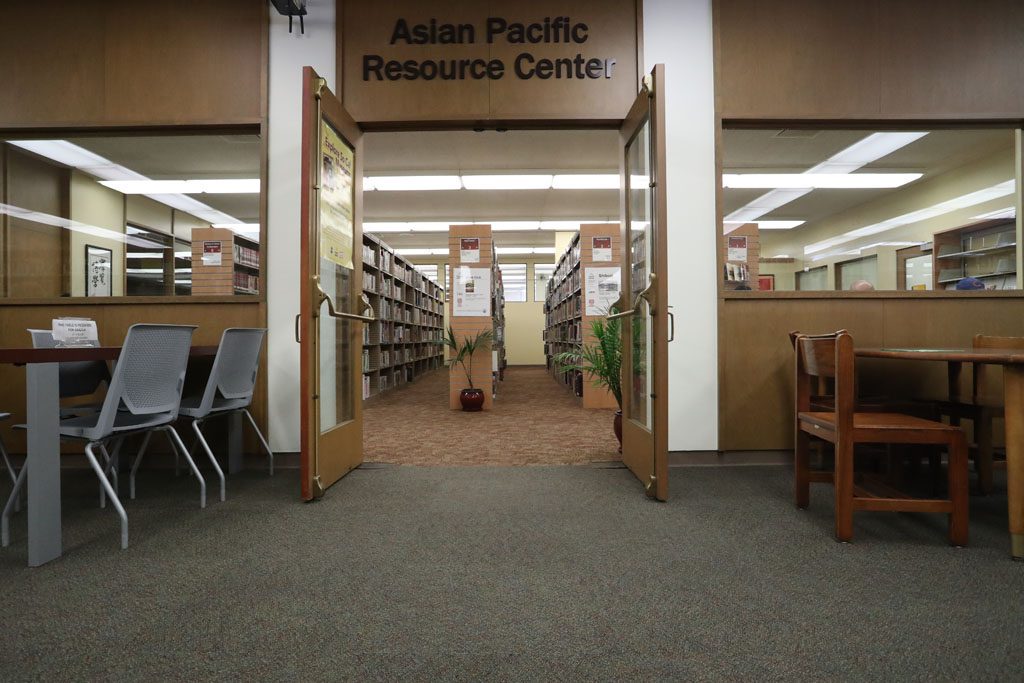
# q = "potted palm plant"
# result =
<box><xmin>444</xmin><ymin>326</ymin><xmax>493</xmax><ymax>412</ymax></box>
<box><xmin>554</xmin><ymin>310</ymin><xmax>623</xmax><ymax>450</ymax></box>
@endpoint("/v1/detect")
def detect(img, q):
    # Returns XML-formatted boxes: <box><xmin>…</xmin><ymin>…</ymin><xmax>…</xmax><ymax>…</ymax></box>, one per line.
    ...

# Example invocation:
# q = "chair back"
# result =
<box><xmin>89</xmin><ymin>325</ymin><xmax>196</xmax><ymax>439</ymax></box>
<box><xmin>193</xmin><ymin>328</ymin><xmax>267</xmax><ymax>413</ymax></box>
<box><xmin>27</xmin><ymin>328</ymin><xmax>110</xmax><ymax>398</ymax></box>
<box><xmin>794</xmin><ymin>330</ymin><xmax>856</xmax><ymax>425</ymax></box>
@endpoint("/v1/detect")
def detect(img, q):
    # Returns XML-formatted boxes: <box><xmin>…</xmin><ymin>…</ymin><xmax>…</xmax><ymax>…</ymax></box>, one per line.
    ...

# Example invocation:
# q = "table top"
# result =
<box><xmin>856</xmin><ymin>347</ymin><xmax>1024</xmax><ymax>364</ymax></box>
<box><xmin>0</xmin><ymin>345</ymin><xmax>220</xmax><ymax>365</ymax></box>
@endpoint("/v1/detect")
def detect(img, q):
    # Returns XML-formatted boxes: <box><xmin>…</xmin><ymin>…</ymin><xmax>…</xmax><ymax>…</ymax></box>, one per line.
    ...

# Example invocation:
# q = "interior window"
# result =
<box><xmin>0</xmin><ymin>132</ymin><xmax>261</xmax><ymax>299</ymax></box>
<box><xmin>721</xmin><ymin>128</ymin><xmax>1019</xmax><ymax>293</ymax></box>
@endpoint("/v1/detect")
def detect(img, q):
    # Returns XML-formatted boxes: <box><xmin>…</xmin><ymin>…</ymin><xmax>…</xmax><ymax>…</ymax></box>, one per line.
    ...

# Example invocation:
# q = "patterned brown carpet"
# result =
<box><xmin>364</xmin><ymin>366</ymin><xmax>620</xmax><ymax>465</ymax></box>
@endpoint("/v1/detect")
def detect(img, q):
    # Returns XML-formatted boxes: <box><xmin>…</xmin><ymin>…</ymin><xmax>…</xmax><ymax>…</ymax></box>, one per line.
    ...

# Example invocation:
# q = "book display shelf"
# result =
<box><xmin>491</xmin><ymin>252</ymin><xmax>507</xmax><ymax>392</ymax></box>
<box><xmin>933</xmin><ymin>218</ymin><xmax>1017</xmax><ymax>290</ymax></box>
<box><xmin>543</xmin><ymin>224</ymin><xmax>621</xmax><ymax>409</ymax></box>
<box><xmin>232</xmin><ymin>234</ymin><xmax>260</xmax><ymax>294</ymax></box>
<box><xmin>192</xmin><ymin>227</ymin><xmax>262</xmax><ymax>296</ymax></box>
<box><xmin>361</xmin><ymin>233</ymin><xmax>445</xmax><ymax>400</ymax></box>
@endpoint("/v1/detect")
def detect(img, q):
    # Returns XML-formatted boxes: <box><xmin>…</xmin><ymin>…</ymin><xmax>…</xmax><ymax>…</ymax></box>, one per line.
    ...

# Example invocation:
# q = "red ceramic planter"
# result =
<box><xmin>460</xmin><ymin>388</ymin><xmax>485</xmax><ymax>412</ymax></box>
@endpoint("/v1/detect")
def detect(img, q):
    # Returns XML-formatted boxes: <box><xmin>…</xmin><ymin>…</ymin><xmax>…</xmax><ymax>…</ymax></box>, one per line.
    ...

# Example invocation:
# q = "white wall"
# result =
<box><xmin>643</xmin><ymin>0</ymin><xmax>719</xmax><ymax>451</ymax></box>
<box><xmin>267</xmin><ymin>0</ymin><xmax>336</xmax><ymax>451</ymax></box>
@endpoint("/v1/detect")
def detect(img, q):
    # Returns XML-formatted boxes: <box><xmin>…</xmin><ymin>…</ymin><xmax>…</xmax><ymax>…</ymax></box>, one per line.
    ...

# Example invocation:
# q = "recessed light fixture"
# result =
<box><xmin>723</xmin><ymin>220</ymin><xmax>805</xmax><ymax>231</ymax></box>
<box><xmin>395</xmin><ymin>248</ymin><xmax>449</xmax><ymax>256</ymax></box>
<box><xmin>462</xmin><ymin>174</ymin><xmax>554</xmax><ymax>190</ymax></box>
<box><xmin>722</xmin><ymin>173</ymin><xmax>921</xmax><ymax>189</ymax></box>
<box><xmin>971</xmin><ymin>207</ymin><xmax>1016</xmax><ymax>220</ymax></box>
<box><xmin>366</xmin><ymin>176</ymin><xmax>461</xmax><ymax>191</ymax></box>
<box><xmin>805</xmin><ymin>180</ymin><xmax>1016</xmax><ymax>255</ymax></box>
<box><xmin>99</xmin><ymin>179</ymin><xmax>260</xmax><ymax>194</ymax></box>
<box><xmin>551</xmin><ymin>174</ymin><xmax>619</xmax><ymax>189</ymax></box>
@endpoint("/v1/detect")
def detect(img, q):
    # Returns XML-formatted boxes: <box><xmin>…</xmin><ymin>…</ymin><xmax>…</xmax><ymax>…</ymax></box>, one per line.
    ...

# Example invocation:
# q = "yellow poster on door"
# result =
<box><xmin>319</xmin><ymin>120</ymin><xmax>354</xmax><ymax>270</ymax></box>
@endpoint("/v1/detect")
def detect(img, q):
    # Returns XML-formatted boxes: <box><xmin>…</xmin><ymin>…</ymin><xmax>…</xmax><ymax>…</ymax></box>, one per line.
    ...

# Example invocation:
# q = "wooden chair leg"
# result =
<box><xmin>795</xmin><ymin>431</ymin><xmax>811</xmax><ymax>509</ymax></box>
<box><xmin>975</xmin><ymin>407</ymin><xmax>995</xmax><ymax>495</ymax></box>
<box><xmin>947</xmin><ymin>433</ymin><xmax>969</xmax><ymax>547</ymax></box>
<box><xmin>834</xmin><ymin>438</ymin><xmax>854</xmax><ymax>542</ymax></box>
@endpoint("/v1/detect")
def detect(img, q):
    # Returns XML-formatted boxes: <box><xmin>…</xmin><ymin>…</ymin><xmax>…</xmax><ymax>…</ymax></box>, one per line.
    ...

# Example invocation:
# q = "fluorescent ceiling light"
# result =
<box><xmin>367</xmin><ymin>176</ymin><xmax>461</xmax><ymax>191</ymax></box>
<box><xmin>551</xmin><ymin>174</ymin><xmax>618</xmax><ymax>189</ymax></box>
<box><xmin>409</xmin><ymin>223</ymin><xmax>451</xmax><ymax>232</ymax></box>
<box><xmin>724</xmin><ymin>132</ymin><xmax>928</xmax><ymax>223</ymax></box>
<box><xmin>804</xmin><ymin>180</ymin><xmax>1016</xmax><ymax>255</ymax></box>
<box><xmin>395</xmin><ymin>248</ymin><xmax>449</xmax><ymax>256</ymax></box>
<box><xmin>99</xmin><ymin>179</ymin><xmax>259</xmax><ymax>194</ymax></box>
<box><xmin>462</xmin><ymin>174</ymin><xmax>553</xmax><ymax>190</ymax></box>
<box><xmin>723</xmin><ymin>220</ymin><xmax>805</xmax><ymax>231</ymax></box>
<box><xmin>364</xmin><ymin>222</ymin><xmax>411</xmax><ymax>233</ymax></box>
<box><xmin>490</xmin><ymin>221</ymin><xmax>540</xmax><ymax>231</ymax></box>
<box><xmin>971</xmin><ymin>207</ymin><xmax>1016</xmax><ymax>220</ymax></box>
<box><xmin>722</xmin><ymin>173</ymin><xmax>921</xmax><ymax>189</ymax></box>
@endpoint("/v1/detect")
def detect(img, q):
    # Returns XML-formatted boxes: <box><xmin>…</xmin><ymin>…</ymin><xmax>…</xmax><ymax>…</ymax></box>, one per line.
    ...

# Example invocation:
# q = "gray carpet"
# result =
<box><xmin>1</xmin><ymin>465</ymin><xmax>1022</xmax><ymax>680</ymax></box>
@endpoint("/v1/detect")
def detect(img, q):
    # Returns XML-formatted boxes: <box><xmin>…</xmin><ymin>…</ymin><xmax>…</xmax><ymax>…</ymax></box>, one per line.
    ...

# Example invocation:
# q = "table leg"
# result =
<box><xmin>1003</xmin><ymin>366</ymin><xmax>1024</xmax><ymax>559</ymax></box>
<box><xmin>27</xmin><ymin>363</ymin><xmax>61</xmax><ymax>567</ymax></box>
<box><xmin>228</xmin><ymin>411</ymin><xmax>243</xmax><ymax>475</ymax></box>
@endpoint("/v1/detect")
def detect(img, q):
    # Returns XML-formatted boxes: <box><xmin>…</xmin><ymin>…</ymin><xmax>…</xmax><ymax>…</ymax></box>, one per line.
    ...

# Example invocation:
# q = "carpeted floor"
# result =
<box><xmin>1</xmin><ymin>465</ymin><xmax>1022</xmax><ymax>680</ymax></box>
<box><xmin>363</xmin><ymin>366</ymin><xmax>620</xmax><ymax>465</ymax></box>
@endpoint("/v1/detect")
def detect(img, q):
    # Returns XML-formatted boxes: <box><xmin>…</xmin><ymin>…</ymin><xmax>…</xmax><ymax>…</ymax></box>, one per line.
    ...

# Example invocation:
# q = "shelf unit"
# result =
<box><xmin>361</xmin><ymin>233</ymin><xmax>445</xmax><ymax>400</ymax></box>
<box><xmin>491</xmin><ymin>247</ymin><xmax>507</xmax><ymax>391</ymax></box>
<box><xmin>543</xmin><ymin>225</ymin><xmax>621</xmax><ymax>409</ymax></box>
<box><xmin>933</xmin><ymin>219</ymin><xmax>1017</xmax><ymax>289</ymax></box>
<box><xmin>232</xmin><ymin>233</ymin><xmax>260</xmax><ymax>295</ymax></box>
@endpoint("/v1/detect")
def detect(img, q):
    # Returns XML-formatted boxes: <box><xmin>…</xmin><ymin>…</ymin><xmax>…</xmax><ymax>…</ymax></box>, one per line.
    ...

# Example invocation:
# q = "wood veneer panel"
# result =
<box><xmin>0</xmin><ymin>301</ymin><xmax>266</xmax><ymax>455</ymax></box>
<box><xmin>5</xmin><ymin>150</ymin><xmax>65</xmax><ymax>298</ymax></box>
<box><xmin>715</xmin><ymin>0</ymin><xmax>882</xmax><ymax>120</ymax></box>
<box><xmin>719</xmin><ymin>297</ymin><xmax>1024</xmax><ymax>451</ymax></box>
<box><xmin>877</xmin><ymin>0</ymin><xmax>1024</xmax><ymax>119</ymax></box>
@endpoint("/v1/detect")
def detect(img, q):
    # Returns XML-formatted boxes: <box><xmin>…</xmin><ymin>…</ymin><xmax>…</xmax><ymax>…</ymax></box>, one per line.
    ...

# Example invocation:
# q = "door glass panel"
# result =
<box><xmin>626</xmin><ymin>117</ymin><xmax>654</xmax><ymax>431</ymax></box>
<box><xmin>318</xmin><ymin>120</ymin><xmax>356</xmax><ymax>432</ymax></box>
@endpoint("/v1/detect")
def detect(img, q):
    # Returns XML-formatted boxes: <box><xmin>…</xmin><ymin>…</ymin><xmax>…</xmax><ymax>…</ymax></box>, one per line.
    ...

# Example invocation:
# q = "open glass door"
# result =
<box><xmin>298</xmin><ymin>66</ymin><xmax>374</xmax><ymax>500</ymax></box>
<box><xmin>613</xmin><ymin>65</ymin><xmax>670</xmax><ymax>500</ymax></box>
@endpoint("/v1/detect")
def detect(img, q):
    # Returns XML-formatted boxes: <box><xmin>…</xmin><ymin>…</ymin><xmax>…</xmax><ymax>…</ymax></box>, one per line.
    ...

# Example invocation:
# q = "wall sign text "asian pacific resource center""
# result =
<box><xmin>363</xmin><ymin>17</ymin><xmax>618</xmax><ymax>81</ymax></box>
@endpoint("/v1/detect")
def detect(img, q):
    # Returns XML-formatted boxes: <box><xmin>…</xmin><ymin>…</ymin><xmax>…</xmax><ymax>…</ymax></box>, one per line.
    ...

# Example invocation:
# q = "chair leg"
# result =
<box><xmin>948</xmin><ymin>434</ymin><xmax>969</xmax><ymax>547</ymax></box>
<box><xmin>97</xmin><ymin>443</ymin><xmax>116</xmax><ymax>509</ymax></box>
<box><xmin>84</xmin><ymin>443</ymin><xmax>128</xmax><ymax>550</ymax></box>
<box><xmin>242</xmin><ymin>409</ymin><xmax>274</xmax><ymax>476</ymax></box>
<box><xmin>834</xmin><ymin>438</ymin><xmax>855</xmax><ymax>543</ymax></box>
<box><xmin>795</xmin><ymin>430</ymin><xmax>811</xmax><ymax>509</ymax></box>
<box><xmin>163</xmin><ymin>427</ymin><xmax>206</xmax><ymax>508</ymax></box>
<box><xmin>0</xmin><ymin>435</ymin><xmax>20</xmax><ymax>513</ymax></box>
<box><xmin>192</xmin><ymin>420</ymin><xmax>225</xmax><ymax>502</ymax></box>
<box><xmin>129</xmin><ymin>431</ymin><xmax>154</xmax><ymax>500</ymax></box>
<box><xmin>1</xmin><ymin>461</ymin><xmax>27</xmax><ymax>547</ymax></box>
<box><xmin>976</xmin><ymin>407</ymin><xmax>995</xmax><ymax>495</ymax></box>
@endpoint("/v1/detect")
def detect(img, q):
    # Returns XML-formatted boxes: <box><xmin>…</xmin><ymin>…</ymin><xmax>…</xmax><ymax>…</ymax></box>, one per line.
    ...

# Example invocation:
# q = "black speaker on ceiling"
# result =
<box><xmin>270</xmin><ymin>0</ymin><xmax>307</xmax><ymax>34</ymax></box>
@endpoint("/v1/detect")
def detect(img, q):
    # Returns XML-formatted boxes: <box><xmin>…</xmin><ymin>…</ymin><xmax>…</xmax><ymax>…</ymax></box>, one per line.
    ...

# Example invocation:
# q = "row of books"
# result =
<box><xmin>362</xmin><ymin>244</ymin><xmax>376</xmax><ymax>267</ymax></box>
<box><xmin>233</xmin><ymin>244</ymin><xmax>259</xmax><ymax>268</ymax></box>
<box><xmin>233</xmin><ymin>272</ymin><xmax>258</xmax><ymax>293</ymax></box>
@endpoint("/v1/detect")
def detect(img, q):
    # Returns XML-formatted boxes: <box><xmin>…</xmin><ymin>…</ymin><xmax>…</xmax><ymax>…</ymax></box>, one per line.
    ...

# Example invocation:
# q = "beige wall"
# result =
<box><xmin>760</xmin><ymin>145</ymin><xmax>1017</xmax><ymax>290</ymax></box>
<box><xmin>69</xmin><ymin>171</ymin><xmax>125</xmax><ymax>297</ymax></box>
<box><xmin>126</xmin><ymin>195</ymin><xmax>173</xmax><ymax>234</ymax></box>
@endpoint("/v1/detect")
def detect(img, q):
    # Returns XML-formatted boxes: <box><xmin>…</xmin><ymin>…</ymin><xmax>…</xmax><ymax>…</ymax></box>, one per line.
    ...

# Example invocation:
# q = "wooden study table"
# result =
<box><xmin>0</xmin><ymin>345</ymin><xmax>223</xmax><ymax>567</ymax></box>
<box><xmin>856</xmin><ymin>347</ymin><xmax>1024</xmax><ymax>559</ymax></box>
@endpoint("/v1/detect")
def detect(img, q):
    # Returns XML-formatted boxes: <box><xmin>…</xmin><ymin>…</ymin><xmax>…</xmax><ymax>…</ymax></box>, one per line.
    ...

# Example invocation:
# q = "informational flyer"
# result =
<box><xmin>52</xmin><ymin>318</ymin><xmax>99</xmax><ymax>347</ymax></box>
<box><xmin>727</xmin><ymin>235</ymin><xmax>747</xmax><ymax>262</ymax></box>
<box><xmin>453</xmin><ymin>266</ymin><xmax>491</xmax><ymax>317</ymax></box>
<box><xmin>202</xmin><ymin>241</ymin><xmax>222</xmax><ymax>266</ymax></box>
<box><xmin>592</xmin><ymin>236</ymin><xmax>613</xmax><ymax>262</ymax></box>
<box><xmin>585</xmin><ymin>267</ymin><xmax>621</xmax><ymax>316</ymax></box>
<box><xmin>319</xmin><ymin>120</ymin><xmax>355</xmax><ymax>270</ymax></box>
<box><xmin>460</xmin><ymin>238</ymin><xmax>480</xmax><ymax>263</ymax></box>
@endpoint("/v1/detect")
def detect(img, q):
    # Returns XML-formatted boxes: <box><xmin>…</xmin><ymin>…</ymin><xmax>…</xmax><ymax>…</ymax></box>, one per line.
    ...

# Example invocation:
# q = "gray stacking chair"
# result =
<box><xmin>0</xmin><ymin>414</ymin><xmax>16</xmax><ymax>513</ymax></box>
<box><xmin>3</xmin><ymin>324</ymin><xmax>203</xmax><ymax>550</ymax></box>
<box><xmin>27</xmin><ymin>329</ymin><xmax>110</xmax><ymax>416</ymax></box>
<box><xmin>133</xmin><ymin>328</ymin><xmax>272</xmax><ymax>503</ymax></box>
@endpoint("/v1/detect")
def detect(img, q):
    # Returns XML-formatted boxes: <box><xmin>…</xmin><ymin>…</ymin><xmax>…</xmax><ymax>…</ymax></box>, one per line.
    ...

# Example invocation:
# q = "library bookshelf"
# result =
<box><xmin>361</xmin><ymin>233</ymin><xmax>445</xmax><ymax>400</ymax></box>
<box><xmin>543</xmin><ymin>224</ymin><xmax>621</xmax><ymax>409</ymax></box>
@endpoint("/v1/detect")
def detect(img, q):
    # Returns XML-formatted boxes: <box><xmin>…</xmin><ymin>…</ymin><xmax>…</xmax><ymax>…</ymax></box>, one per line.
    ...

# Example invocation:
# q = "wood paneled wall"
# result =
<box><xmin>448</xmin><ymin>225</ymin><xmax>495</xmax><ymax>410</ymax></box>
<box><xmin>0</xmin><ymin>300</ymin><xmax>266</xmax><ymax>455</ymax></box>
<box><xmin>714</xmin><ymin>0</ymin><xmax>1024</xmax><ymax>121</ymax></box>
<box><xmin>719</xmin><ymin>294</ymin><xmax>1024</xmax><ymax>451</ymax></box>
<box><xmin>0</xmin><ymin>0</ymin><xmax>266</xmax><ymax>128</ymax></box>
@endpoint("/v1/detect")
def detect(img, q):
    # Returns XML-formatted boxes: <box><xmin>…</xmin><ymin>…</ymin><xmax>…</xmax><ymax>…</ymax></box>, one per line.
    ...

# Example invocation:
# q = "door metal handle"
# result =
<box><xmin>667</xmin><ymin>306</ymin><xmax>675</xmax><ymax>342</ymax></box>
<box><xmin>607</xmin><ymin>273</ymin><xmax>657</xmax><ymax>320</ymax></box>
<box><xmin>294</xmin><ymin>313</ymin><xmax>301</xmax><ymax>343</ymax></box>
<box><xmin>316</xmin><ymin>283</ymin><xmax>376</xmax><ymax>323</ymax></box>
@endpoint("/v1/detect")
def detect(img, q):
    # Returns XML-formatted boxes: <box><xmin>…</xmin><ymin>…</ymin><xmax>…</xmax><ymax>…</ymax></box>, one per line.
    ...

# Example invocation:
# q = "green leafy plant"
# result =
<box><xmin>554</xmin><ymin>310</ymin><xmax>622</xmax><ymax>409</ymax></box>
<box><xmin>444</xmin><ymin>326</ymin><xmax>493</xmax><ymax>389</ymax></box>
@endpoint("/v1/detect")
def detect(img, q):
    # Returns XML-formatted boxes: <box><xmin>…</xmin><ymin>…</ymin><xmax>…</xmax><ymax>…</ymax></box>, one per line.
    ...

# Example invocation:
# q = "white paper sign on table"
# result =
<box><xmin>585</xmin><ymin>267</ymin><xmax>622</xmax><ymax>316</ymax></box>
<box><xmin>52</xmin><ymin>318</ymin><xmax>99</xmax><ymax>347</ymax></box>
<box><xmin>453</xmin><ymin>266</ymin><xmax>491</xmax><ymax>317</ymax></box>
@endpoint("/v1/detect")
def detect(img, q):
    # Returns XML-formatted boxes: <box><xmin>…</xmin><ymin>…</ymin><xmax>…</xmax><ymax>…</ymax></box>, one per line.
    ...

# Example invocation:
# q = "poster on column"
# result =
<box><xmin>592</xmin><ymin>236</ymin><xmax>613</xmax><ymax>262</ymax></box>
<box><xmin>585</xmin><ymin>267</ymin><xmax>621</xmax><ymax>316</ymax></box>
<box><xmin>453</xmin><ymin>266</ymin><xmax>491</xmax><ymax>317</ymax></box>
<box><xmin>318</xmin><ymin>120</ymin><xmax>355</xmax><ymax>270</ymax></box>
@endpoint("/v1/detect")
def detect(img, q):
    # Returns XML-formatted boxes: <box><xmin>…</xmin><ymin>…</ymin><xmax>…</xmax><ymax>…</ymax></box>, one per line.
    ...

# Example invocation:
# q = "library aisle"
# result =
<box><xmin>363</xmin><ymin>367</ymin><xmax>619</xmax><ymax>465</ymax></box>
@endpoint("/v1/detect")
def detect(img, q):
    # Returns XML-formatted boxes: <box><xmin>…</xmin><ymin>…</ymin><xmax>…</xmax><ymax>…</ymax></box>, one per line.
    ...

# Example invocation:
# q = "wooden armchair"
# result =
<box><xmin>936</xmin><ymin>334</ymin><xmax>1024</xmax><ymax>494</ymax></box>
<box><xmin>794</xmin><ymin>330</ymin><xmax>969</xmax><ymax>545</ymax></box>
